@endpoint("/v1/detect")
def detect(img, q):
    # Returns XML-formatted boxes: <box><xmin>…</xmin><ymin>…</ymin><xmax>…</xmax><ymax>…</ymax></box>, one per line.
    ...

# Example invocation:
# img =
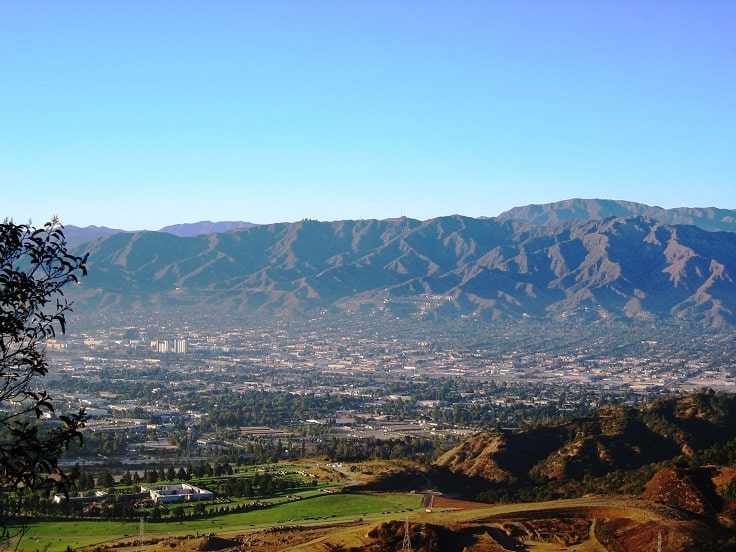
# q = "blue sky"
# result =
<box><xmin>2</xmin><ymin>1</ymin><xmax>734</xmax><ymax>230</ymax></box>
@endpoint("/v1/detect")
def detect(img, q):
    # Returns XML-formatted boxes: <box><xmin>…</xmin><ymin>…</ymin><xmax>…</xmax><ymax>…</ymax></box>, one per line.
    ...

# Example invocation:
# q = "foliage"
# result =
<box><xmin>456</xmin><ymin>391</ymin><xmax>736</xmax><ymax>511</ymax></box>
<box><xmin>722</xmin><ymin>478</ymin><xmax>736</xmax><ymax>502</ymax></box>
<box><xmin>0</xmin><ymin>219</ymin><xmax>88</xmax><ymax>544</ymax></box>
<box><xmin>21</xmin><ymin>492</ymin><xmax>420</xmax><ymax>551</ymax></box>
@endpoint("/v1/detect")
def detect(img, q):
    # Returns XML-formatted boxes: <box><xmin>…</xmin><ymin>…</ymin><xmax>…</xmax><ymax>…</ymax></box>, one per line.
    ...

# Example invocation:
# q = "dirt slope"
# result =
<box><xmin>79</xmin><ymin>495</ymin><xmax>714</xmax><ymax>552</ymax></box>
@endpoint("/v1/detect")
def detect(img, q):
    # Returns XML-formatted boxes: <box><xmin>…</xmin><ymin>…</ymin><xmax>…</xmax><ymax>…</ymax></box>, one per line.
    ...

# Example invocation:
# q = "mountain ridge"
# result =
<box><xmin>63</xmin><ymin>220</ymin><xmax>259</xmax><ymax>247</ymax></box>
<box><xmin>158</xmin><ymin>220</ymin><xmax>256</xmax><ymax>237</ymax></box>
<box><xmin>498</xmin><ymin>198</ymin><xmax>736</xmax><ymax>232</ymax></box>
<box><xmin>62</xmin><ymin>198</ymin><xmax>736</xmax><ymax>248</ymax></box>
<box><xmin>69</xmin><ymin>209</ymin><xmax>736</xmax><ymax>327</ymax></box>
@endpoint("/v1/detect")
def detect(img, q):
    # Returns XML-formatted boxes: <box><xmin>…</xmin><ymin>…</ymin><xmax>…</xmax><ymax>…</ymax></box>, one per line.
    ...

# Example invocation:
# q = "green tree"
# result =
<box><xmin>172</xmin><ymin>505</ymin><xmax>185</xmax><ymax>520</ymax></box>
<box><xmin>0</xmin><ymin>219</ymin><xmax>88</xmax><ymax>545</ymax></box>
<box><xmin>192</xmin><ymin>501</ymin><xmax>206</xmax><ymax>516</ymax></box>
<box><xmin>722</xmin><ymin>477</ymin><xmax>736</xmax><ymax>502</ymax></box>
<box><xmin>98</xmin><ymin>471</ymin><xmax>115</xmax><ymax>489</ymax></box>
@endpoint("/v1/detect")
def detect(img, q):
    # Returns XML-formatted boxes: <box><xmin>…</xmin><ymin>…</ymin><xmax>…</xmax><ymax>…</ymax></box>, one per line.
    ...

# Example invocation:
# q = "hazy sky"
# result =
<box><xmin>2</xmin><ymin>1</ymin><xmax>734</xmax><ymax>230</ymax></box>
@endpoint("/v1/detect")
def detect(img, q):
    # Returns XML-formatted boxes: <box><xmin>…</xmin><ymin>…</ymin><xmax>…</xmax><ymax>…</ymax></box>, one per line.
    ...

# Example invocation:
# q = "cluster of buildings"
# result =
<box><xmin>51</xmin><ymin>484</ymin><xmax>213</xmax><ymax>507</ymax></box>
<box><xmin>142</xmin><ymin>483</ymin><xmax>212</xmax><ymax>504</ymax></box>
<box><xmin>151</xmin><ymin>338</ymin><xmax>189</xmax><ymax>354</ymax></box>
<box><xmin>40</xmin><ymin>313</ymin><xmax>736</xmax><ymax>461</ymax></box>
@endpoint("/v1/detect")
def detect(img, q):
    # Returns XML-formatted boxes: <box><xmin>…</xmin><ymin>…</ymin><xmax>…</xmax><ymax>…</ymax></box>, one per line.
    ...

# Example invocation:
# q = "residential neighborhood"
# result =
<box><xmin>34</xmin><ymin>310</ymin><xmax>735</xmax><ymax>468</ymax></box>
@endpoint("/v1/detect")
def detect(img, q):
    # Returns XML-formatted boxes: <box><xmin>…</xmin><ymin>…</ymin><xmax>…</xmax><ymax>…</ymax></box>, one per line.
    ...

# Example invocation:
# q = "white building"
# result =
<box><xmin>142</xmin><ymin>483</ymin><xmax>213</xmax><ymax>504</ymax></box>
<box><xmin>152</xmin><ymin>340</ymin><xmax>170</xmax><ymax>353</ymax></box>
<box><xmin>173</xmin><ymin>338</ymin><xmax>189</xmax><ymax>354</ymax></box>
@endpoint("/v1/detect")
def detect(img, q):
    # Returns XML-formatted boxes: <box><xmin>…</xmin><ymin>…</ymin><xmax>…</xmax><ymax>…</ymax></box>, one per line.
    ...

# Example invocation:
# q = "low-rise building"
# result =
<box><xmin>142</xmin><ymin>483</ymin><xmax>213</xmax><ymax>504</ymax></box>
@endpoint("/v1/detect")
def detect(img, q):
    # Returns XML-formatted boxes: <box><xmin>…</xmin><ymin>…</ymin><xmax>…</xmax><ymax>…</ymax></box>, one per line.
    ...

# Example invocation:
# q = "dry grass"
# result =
<box><xmin>77</xmin><ymin>494</ymin><xmax>712</xmax><ymax>552</ymax></box>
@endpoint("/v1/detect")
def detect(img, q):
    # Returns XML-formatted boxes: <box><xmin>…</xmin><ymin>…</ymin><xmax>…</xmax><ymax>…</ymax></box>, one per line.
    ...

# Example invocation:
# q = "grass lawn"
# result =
<box><xmin>14</xmin><ymin>492</ymin><xmax>422</xmax><ymax>551</ymax></box>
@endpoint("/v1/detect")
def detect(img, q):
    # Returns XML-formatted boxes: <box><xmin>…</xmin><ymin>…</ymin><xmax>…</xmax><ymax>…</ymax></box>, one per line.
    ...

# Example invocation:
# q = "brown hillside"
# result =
<box><xmin>642</xmin><ymin>467</ymin><xmax>710</xmax><ymax>516</ymax></box>
<box><xmin>436</xmin><ymin>392</ymin><xmax>736</xmax><ymax>489</ymax></box>
<box><xmin>79</xmin><ymin>496</ymin><xmax>718</xmax><ymax>552</ymax></box>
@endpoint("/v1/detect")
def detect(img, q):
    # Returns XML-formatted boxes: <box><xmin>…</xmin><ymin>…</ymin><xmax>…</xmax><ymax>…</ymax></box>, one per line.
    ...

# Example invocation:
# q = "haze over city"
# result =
<box><xmin>3</xmin><ymin>1</ymin><xmax>734</xmax><ymax>229</ymax></box>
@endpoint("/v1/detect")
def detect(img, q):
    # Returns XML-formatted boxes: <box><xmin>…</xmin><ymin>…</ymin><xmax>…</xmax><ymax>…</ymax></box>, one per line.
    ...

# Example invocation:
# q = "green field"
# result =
<box><xmin>14</xmin><ymin>492</ymin><xmax>422</xmax><ymax>551</ymax></box>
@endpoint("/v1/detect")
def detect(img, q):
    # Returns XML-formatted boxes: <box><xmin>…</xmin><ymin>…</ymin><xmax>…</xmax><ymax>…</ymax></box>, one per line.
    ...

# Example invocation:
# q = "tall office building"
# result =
<box><xmin>173</xmin><ymin>338</ymin><xmax>189</xmax><ymax>354</ymax></box>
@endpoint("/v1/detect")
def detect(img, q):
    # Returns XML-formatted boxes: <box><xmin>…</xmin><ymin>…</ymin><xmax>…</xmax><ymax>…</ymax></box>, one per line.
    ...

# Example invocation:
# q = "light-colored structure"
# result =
<box><xmin>52</xmin><ymin>490</ymin><xmax>108</xmax><ymax>504</ymax></box>
<box><xmin>173</xmin><ymin>338</ymin><xmax>189</xmax><ymax>354</ymax></box>
<box><xmin>142</xmin><ymin>483</ymin><xmax>213</xmax><ymax>504</ymax></box>
<box><xmin>152</xmin><ymin>340</ymin><xmax>170</xmax><ymax>353</ymax></box>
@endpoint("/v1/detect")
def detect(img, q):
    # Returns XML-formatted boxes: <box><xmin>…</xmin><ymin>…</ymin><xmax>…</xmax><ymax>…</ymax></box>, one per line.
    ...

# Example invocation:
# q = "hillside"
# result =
<box><xmin>435</xmin><ymin>391</ymin><xmax>736</xmax><ymax>499</ymax></box>
<box><xmin>76</xmin><ymin>497</ymin><xmax>717</xmax><ymax>552</ymax></box>
<box><xmin>69</xmin><ymin>212</ymin><xmax>736</xmax><ymax>327</ymax></box>
<box><xmin>20</xmin><ymin>393</ymin><xmax>736</xmax><ymax>551</ymax></box>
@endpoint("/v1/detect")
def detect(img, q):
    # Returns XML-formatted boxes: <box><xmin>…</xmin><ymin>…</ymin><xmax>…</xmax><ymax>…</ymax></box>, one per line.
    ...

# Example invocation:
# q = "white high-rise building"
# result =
<box><xmin>173</xmin><ymin>338</ymin><xmax>189</xmax><ymax>354</ymax></box>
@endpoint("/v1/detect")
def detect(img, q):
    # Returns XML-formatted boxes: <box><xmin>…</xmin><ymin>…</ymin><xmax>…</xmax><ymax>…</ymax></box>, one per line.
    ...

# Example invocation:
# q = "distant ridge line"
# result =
<box><xmin>67</xmin><ymin>205</ymin><xmax>736</xmax><ymax>328</ymax></box>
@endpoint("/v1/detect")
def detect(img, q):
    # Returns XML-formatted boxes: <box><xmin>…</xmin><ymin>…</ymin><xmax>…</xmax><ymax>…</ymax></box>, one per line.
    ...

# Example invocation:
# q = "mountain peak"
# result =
<box><xmin>498</xmin><ymin>198</ymin><xmax>736</xmax><ymax>232</ymax></box>
<box><xmin>158</xmin><ymin>221</ymin><xmax>256</xmax><ymax>237</ymax></box>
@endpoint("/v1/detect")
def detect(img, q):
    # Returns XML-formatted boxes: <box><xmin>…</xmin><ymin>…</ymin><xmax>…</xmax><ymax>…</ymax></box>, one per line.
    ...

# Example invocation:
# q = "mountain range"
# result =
<box><xmin>67</xmin><ymin>199</ymin><xmax>736</xmax><ymax>327</ymax></box>
<box><xmin>64</xmin><ymin>220</ymin><xmax>256</xmax><ymax>247</ymax></box>
<box><xmin>63</xmin><ymin>198</ymin><xmax>736</xmax><ymax>247</ymax></box>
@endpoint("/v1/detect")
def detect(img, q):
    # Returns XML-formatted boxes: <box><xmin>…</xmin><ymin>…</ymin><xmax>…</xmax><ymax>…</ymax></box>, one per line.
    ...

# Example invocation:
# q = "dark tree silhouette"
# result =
<box><xmin>0</xmin><ymin>218</ymin><xmax>88</xmax><ymax>544</ymax></box>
